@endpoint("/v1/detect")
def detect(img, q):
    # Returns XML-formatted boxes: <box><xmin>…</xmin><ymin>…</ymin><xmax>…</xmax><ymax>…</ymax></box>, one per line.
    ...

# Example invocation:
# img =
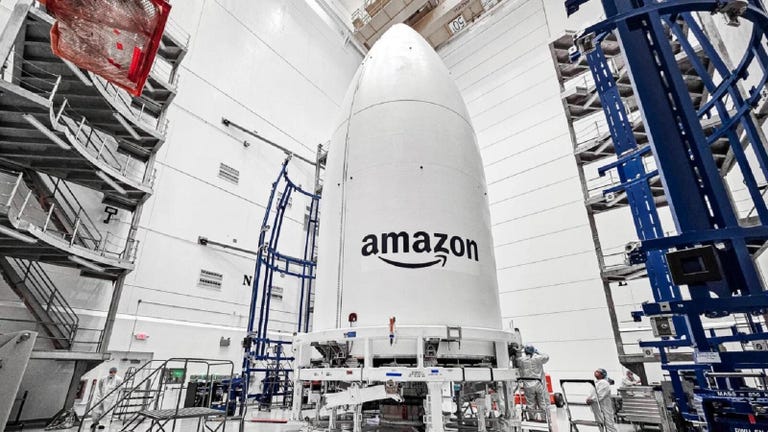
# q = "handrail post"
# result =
<box><xmin>97</xmin><ymin>138</ymin><xmax>106</xmax><ymax>159</ymax></box>
<box><xmin>7</xmin><ymin>173</ymin><xmax>22</xmax><ymax>207</ymax></box>
<box><xmin>17</xmin><ymin>190</ymin><xmax>32</xmax><ymax>221</ymax></box>
<box><xmin>49</xmin><ymin>75</ymin><xmax>62</xmax><ymax>102</ymax></box>
<box><xmin>75</xmin><ymin>116</ymin><xmax>86</xmax><ymax>142</ymax></box>
<box><xmin>46</xmin><ymin>289</ymin><xmax>55</xmax><ymax>313</ymax></box>
<box><xmin>43</xmin><ymin>203</ymin><xmax>55</xmax><ymax>232</ymax></box>
<box><xmin>55</xmin><ymin>98</ymin><xmax>68</xmax><ymax>123</ymax></box>
<box><xmin>69</xmin><ymin>324</ymin><xmax>77</xmax><ymax>347</ymax></box>
<box><xmin>22</xmin><ymin>260</ymin><xmax>32</xmax><ymax>283</ymax></box>
<box><xmin>102</xmin><ymin>232</ymin><xmax>110</xmax><ymax>255</ymax></box>
<box><xmin>70</xmin><ymin>217</ymin><xmax>81</xmax><ymax>246</ymax></box>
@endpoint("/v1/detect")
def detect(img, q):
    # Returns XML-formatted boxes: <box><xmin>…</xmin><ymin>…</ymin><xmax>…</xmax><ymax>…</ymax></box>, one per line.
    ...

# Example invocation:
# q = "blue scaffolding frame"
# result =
<box><xmin>241</xmin><ymin>156</ymin><xmax>320</xmax><ymax>410</ymax></box>
<box><xmin>566</xmin><ymin>0</ymin><xmax>768</xmax><ymax>429</ymax></box>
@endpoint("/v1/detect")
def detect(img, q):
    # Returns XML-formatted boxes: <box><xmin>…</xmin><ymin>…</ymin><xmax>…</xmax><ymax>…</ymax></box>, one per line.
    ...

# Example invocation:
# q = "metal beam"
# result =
<box><xmin>221</xmin><ymin>117</ymin><xmax>317</xmax><ymax>167</ymax></box>
<box><xmin>0</xmin><ymin>0</ymin><xmax>32</xmax><ymax>72</ymax></box>
<box><xmin>0</xmin><ymin>331</ymin><xmax>36</xmax><ymax>431</ymax></box>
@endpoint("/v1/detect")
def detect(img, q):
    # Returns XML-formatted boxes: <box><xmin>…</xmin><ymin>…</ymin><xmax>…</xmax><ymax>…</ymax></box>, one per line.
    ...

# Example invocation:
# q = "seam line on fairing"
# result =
<box><xmin>351</xmin><ymin>99</ymin><xmax>473</xmax><ymax>129</ymax></box>
<box><xmin>335</xmin><ymin>62</ymin><xmax>370</xmax><ymax>328</ymax></box>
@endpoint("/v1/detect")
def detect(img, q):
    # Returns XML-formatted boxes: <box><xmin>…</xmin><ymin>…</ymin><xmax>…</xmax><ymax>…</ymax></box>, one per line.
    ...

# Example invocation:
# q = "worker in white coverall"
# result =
<box><xmin>621</xmin><ymin>370</ymin><xmax>640</xmax><ymax>387</ymax></box>
<box><xmin>91</xmin><ymin>367</ymin><xmax>123</xmax><ymax>430</ymax></box>
<box><xmin>517</xmin><ymin>345</ymin><xmax>550</xmax><ymax>421</ymax></box>
<box><xmin>586</xmin><ymin>368</ymin><xmax>617</xmax><ymax>432</ymax></box>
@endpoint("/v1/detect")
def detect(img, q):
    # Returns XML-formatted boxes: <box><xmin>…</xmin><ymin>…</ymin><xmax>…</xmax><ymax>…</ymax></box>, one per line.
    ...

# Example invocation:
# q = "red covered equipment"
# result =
<box><xmin>45</xmin><ymin>0</ymin><xmax>171</xmax><ymax>96</ymax></box>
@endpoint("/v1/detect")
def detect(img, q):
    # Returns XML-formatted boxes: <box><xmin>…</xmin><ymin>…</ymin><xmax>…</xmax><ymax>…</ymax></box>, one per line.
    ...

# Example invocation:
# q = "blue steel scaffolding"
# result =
<box><xmin>241</xmin><ymin>155</ymin><xmax>321</xmax><ymax>411</ymax></box>
<box><xmin>564</xmin><ymin>0</ymin><xmax>768</xmax><ymax>430</ymax></box>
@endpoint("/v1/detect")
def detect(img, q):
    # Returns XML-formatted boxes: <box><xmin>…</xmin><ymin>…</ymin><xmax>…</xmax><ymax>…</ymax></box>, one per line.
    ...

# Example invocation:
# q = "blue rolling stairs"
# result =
<box><xmin>241</xmin><ymin>156</ymin><xmax>320</xmax><ymax>412</ymax></box>
<box><xmin>565</xmin><ymin>0</ymin><xmax>768</xmax><ymax>430</ymax></box>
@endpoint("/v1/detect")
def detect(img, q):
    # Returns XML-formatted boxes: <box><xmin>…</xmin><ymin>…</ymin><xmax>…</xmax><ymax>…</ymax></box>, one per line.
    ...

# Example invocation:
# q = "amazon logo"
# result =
<box><xmin>361</xmin><ymin>231</ymin><xmax>479</xmax><ymax>269</ymax></box>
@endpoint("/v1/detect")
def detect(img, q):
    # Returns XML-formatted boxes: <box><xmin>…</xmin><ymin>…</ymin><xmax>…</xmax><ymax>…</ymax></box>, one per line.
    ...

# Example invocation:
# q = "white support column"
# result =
<box><xmin>416</xmin><ymin>336</ymin><xmax>424</xmax><ymax>368</ymax></box>
<box><xmin>495</xmin><ymin>341</ymin><xmax>510</xmax><ymax>368</ymax></box>
<box><xmin>329</xmin><ymin>407</ymin><xmax>338</xmax><ymax>430</ymax></box>
<box><xmin>363</xmin><ymin>337</ymin><xmax>371</xmax><ymax>368</ymax></box>
<box><xmin>425</xmin><ymin>382</ymin><xmax>444</xmax><ymax>432</ymax></box>
<box><xmin>353</xmin><ymin>404</ymin><xmax>362</xmax><ymax>432</ymax></box>
<box><xmin>475</xmin><ymin>395</ymin><xmax>487</xmax><ymax>432</ymax></box>
<box><xmin>291</xmin><ymin>343</ymin><xmax>303</xmax><ymax>420</ymax></box>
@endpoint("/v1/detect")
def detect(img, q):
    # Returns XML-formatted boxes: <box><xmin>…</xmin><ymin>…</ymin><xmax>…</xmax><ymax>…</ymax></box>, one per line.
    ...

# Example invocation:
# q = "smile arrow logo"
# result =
<box><xmin>378</xmin><ymin>254</ymin><xmax>447</xmax><ymax>269</ymax></box>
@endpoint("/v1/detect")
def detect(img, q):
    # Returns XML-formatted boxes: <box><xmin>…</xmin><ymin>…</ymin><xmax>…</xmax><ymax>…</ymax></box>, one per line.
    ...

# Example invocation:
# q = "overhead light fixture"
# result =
<box><xmin>23</xmin><ymin>114</ymin><xmax>71</xmax><ymax>150</ymax></box>
<box><xmin>68</xmin><ymin>255</ymin><xmax>105</xmax><ymax>273</ymax></box>
<box><xmin>0</xmin><ymin>225</ymin><xmax>38</xmax><ymax>244</ymax></box>
<box><xmin>96</xmin><ymin>171</ymin><xmax>127</xmax><ymax>195</ymax></box>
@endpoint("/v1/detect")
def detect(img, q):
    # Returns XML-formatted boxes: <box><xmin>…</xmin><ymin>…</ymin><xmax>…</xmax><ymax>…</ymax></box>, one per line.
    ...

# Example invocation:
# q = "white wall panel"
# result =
<box><xmin>440</xmin><ymin>0</ymin><xmax>622</xmax><ymax>387</ymax></box>
<box><xmin>94</xmin><ymin>0</ymin><xmax>363</xmax><ymax>366</ymax></box>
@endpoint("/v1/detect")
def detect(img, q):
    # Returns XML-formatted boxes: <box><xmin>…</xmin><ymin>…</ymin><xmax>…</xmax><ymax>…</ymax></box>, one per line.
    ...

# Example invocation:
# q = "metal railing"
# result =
<box><xmin>1</xmin><ymin>48</ymin><xmax>61</xmax><ymax>101</ymax></box>
<box><xmin>4</xmin><ymin>257</ymin><xmax>78</xmax><ymax>347</ymax></box>
<box><xmin>149</xmin><ymin>57</ymin><xmax>179</xmax><ymax>88</ymax></box>
<box><xmin>584</xmin><ymin>154</ymin><xmax>659</xmax><ymax>206</ymax></box>
<box><xmin>0</xmin><ymin>170</ymin><xmax>140</xmax><ymax>263</ymax></box>
<box><xmin>90</xmin><ymin>73</ymin><xmax>169</xmax><ymax>135</ymax></box>
<box><xmin>51</xmin><ymin>99</ymin><xmax>151</xmax><ymax>185</ymax></box>
<box><xmin>77</xmin><ymin>358</ymin><xmax>236</xmax><ymax>432</ymax></box>
<box><xmin>1</xmin><ymin>50</ymin><xmax>154</xmax><ymax>189</ymax></box>
<box><xmin>8</xmin><ymin>258</ymin><xmax>80</xmax><ymax>346</ymax></box>
<box><xmin>0</xmin><ymin>318</ymin><xmax>104</xmax><ymax>352</ymax></box>
<box><xmin>163</xmin><ymin>17</ymin><xmax>191</xmax><ymax>49</ymax></box>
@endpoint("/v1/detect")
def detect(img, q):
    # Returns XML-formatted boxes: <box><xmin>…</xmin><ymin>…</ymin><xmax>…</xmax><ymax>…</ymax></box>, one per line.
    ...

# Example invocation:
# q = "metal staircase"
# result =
<box><xmin>0</xmin><ymin>256</ymin><xmax>77</xmax><ymax>349</ymax></box>
<box><xmin>113</xmin><ymin>367</ymin><xmax>162</xmax><ymax>420</ymax></box>
<box><xmin>0</xmin><ymin>168</ymin><xmax>137</xmax><ymax>278</ymax></box>
<box><xmin>549</xmin><ymin>12</ymin><xmax>768</xmax><ymax>374</ymax></box>
<box><xmin>77</xmin><ymin>359</ymin><xmax>236</xmax><ymax>432</ymax></box>
<box><xmin>242</xmin><ymin>156</ymin><xmax>321</xmax><ymax>412</ymax></box>
<box><xmin>24</xmin><ymin>171</ymin><xmax>103</xmax><ymax>251</ymax></box>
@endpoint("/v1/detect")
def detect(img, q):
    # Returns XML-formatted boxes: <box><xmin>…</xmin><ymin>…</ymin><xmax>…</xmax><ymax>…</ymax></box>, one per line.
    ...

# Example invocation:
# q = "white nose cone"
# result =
<box><xmin>313</xmin><ymin>24</ymin><xmax>503</xmax><ymax>331</ymax></box>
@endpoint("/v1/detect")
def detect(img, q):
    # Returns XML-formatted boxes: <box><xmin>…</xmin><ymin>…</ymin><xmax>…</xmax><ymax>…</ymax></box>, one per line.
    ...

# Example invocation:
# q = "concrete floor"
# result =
<box><xmin>22</xmin><ymin>406</ymin><xmax>637</xmax><ymax>432</ymax></box>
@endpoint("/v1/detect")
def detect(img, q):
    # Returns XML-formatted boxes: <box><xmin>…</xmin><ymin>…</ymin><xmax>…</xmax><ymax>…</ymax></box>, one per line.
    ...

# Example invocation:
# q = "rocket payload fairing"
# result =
<box><xmin>291</xmin><ymin>25</ymin><xmax>520</xmax><ymax>430</ymax></box>
<box><xmin>313</xmin><ymin>24</ymin><xmax>504</xmax><ymax>332</ymax></box>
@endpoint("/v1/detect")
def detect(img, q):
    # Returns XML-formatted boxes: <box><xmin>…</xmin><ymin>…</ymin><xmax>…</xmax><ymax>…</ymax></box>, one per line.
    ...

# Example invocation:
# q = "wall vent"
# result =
<box><xmin>218</xmin><ymin>163</ymin><xmax>240</xmax><ymax>184</ymax></box>
<box><xmin>198</xmin><ymin>269</ymin><xmax>223</xmax><ymax>290</ymax></box>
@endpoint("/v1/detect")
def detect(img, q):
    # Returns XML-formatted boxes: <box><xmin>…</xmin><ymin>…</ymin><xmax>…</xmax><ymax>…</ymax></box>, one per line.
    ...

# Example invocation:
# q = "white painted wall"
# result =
<box><xmin>0</xmin><ymin>0</ymin><xmax>361</xmax><ymax>420</ymax></box>
<box><xmin>5</xmin><ymin>0</ymin><xmax>764</xmax><ymax>418</ymax></box>
<box><xmin>98</xmin><ymin>0</ymin><xmax>362</xmax><ymax>367</ymax></box>
<box><xmin>437</xmin><ymin>0</ymin><xmax>627</xmax><ymax>386</ymax></box>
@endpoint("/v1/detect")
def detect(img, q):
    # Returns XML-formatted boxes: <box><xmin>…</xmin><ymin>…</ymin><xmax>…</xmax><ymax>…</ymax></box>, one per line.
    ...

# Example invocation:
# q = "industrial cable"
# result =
<box><xmin>177</xmin><ymin>65</ymin><xmax>317</xmax><ymax>157</ymax></box>
<box><xmin>490</xmin><ymin>176</ymin><xmax>577</xmax><ymax>206</ymax></box>
<box><xmin>488</xmin><ymin>153</ymin><xmax>573</xmax><ymax>186</ymax></box>
<box><xmin>464</xmin><ymin>56</ymin><xmax>552</xmax><ymax>105</ymax></box>
<box><xmin>458</xmin><ymin>34</ymin><xmax>550</xmax><ymax>92</ymax></box>
<box><xmin>472</xmin><ymin>76</ymin><xmax>559</xmax><ymax>121</ymax></box>
<box><xmin>451</xmin><ymin>16</ymin><xmax>547</xmax><ymax>81</ymax></box>
<box><xmin>494</xmin><ymin>224</ymin><xmax>588</xmax><ymax>249</ymax></box>
<box><xmin>212</xmin><ymin>0</ymin><xmax>342</xmax><ymax>108</ymax></box>
<box><xmin>504</xmin><ymin>305</ymin><xmax>608</xmax><ymax>319</ymax></box>
<box><xmin>517</xmin><ymin>337</ymin><xmax>616</xmax><ymax>345</ymax></box>
<box><xmin>493</xmin><ymin>199</ymin><xmax>582</xmax><ymax>226</ymax></box>
<box><xmin>476</xmin><ymin>91</ymin><xmax>562</xmax><ymax>135</ymax></box>
<box><xmin>485</xmin><ymin>132</ymin><xmax>571</xmax><ymax>168</ymax></box>
<box><xmin>480</xmin><ymin>112</ymin><xmax>564</xmax><ymax>150</ymax></box>
<box><xmin>497</xmin><ymin>248</ymin><xmax>596</xmax><ymax>271</ymax></box>
<box><xmin>498</xmin><ymin>277</ymin><xmax>602</xmax><ymax>295</ymax></box>
<box><xmin>127</xmin><ymin>283</ymin><xmax>299</xmax><ymax>315</ymax></box>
